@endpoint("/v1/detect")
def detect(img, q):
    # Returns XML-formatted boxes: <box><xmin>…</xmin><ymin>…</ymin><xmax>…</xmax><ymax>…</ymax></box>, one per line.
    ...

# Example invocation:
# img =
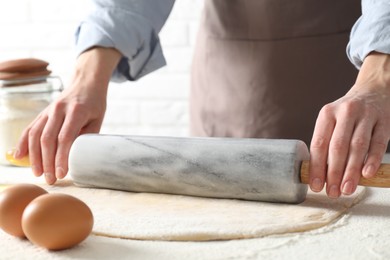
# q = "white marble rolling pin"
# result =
<box><xmin>68</xmin><ymin>134</ymin><xmax>390</xmax><ymax>203</ymax></box>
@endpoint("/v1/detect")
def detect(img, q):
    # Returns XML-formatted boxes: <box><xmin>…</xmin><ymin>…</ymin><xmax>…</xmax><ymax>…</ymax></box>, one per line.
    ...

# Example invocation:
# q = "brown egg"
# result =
<box><xmin>22</xmin><ymin>193</ymin><xmax>94</xmax><ymax>250</ymax></box>
<box><xmin>0</xmin><ymin>184</ymin><xmax>47</xmax><ymax>237</ymax></box>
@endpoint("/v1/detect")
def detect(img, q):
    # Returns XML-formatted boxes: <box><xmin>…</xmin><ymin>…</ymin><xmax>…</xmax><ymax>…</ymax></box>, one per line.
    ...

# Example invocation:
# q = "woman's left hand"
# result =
<box><xmin>309</xmin><ymin>52</ymin><xmax>390</xmax><ymax>198</ymax></box>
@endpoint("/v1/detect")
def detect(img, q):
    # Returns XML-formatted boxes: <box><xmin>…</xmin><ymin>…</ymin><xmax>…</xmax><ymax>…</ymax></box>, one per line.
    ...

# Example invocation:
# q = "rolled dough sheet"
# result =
<box><xmin>22</xmin><ymin>181</ymin><xmax>365</xmax><ymax>241</ymax></box>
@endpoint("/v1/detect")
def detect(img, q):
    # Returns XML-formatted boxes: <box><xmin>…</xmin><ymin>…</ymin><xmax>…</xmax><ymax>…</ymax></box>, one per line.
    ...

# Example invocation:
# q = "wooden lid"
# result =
<box><xmin>0</xmin><ymin>70</ymin><xmax>51</xmax><ymax>80</ymax></box>
<box><xmin>0</xmin><ymin>58</ymin><xmax>50</xmax><ymax>80</ymax></box>
<box><xmin>0</xmin><ymin>58</ymin><xmax>49</xmax><ymax>73</ymax></box>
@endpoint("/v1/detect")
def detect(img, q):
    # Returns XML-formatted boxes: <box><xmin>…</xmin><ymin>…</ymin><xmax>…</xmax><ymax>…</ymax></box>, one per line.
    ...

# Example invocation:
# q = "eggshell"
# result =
<box><xmin>22</xmin><ymin>193</ymin><xmax>94</xmax><ymax>250</ymax></box>
<box><xmin>0</xmin><ymin>184</ymin><xmax>47</xmax><ymax>237</ymax></box>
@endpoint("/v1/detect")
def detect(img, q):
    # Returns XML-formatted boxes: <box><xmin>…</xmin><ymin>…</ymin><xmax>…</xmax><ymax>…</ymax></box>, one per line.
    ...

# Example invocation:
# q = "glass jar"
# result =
<box><xmin>0</xmin><ymin>76</ymin><xmax>63</xmax><ymax>165</ymax></box>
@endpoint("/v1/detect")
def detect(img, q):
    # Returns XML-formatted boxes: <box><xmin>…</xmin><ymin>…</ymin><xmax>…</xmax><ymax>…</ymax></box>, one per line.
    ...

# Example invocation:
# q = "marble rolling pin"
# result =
<box><xmin>68</xmin><ymin>134</ymin><xmax>390</xmax><ymax>204</ymax></box>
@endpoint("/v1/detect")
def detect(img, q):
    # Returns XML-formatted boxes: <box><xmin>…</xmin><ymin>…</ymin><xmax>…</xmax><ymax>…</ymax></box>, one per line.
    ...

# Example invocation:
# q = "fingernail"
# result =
<box><xmin>363</xmin><ymin>165</ymin><xmax>374</xmax><ymax>178</ymax></box>
<box><xmin>44</xmin><ymin>173</ymin><xmax>55</xmax><ymax>185</ymax></box>
<box><xmin>13</xmin><ymin>149</ymin><xmax>20</xmax><ymax>159</ymax></box>
<box><xmin>56</xmin><ymin>167</ymin><xmax>65</xmax><ymax>179</ymax></box>
<box><xmin>329</xmin><ymin>185</ymin><xmax>340</xmax><ymax>199</ymax></box>
<box><xmin>311</xmin><ymin>178</ymin><xmax>323</xmax><ymax>192</ymax></box>
<box><xmin>31</xmin><ymin>165</ymin><xmax>42</xmax><ymax>177</ymax></box>
<box><xmin>342</xmin><ymin>180</ymin><xmax>354</xmax><ymax>195</ymax></box>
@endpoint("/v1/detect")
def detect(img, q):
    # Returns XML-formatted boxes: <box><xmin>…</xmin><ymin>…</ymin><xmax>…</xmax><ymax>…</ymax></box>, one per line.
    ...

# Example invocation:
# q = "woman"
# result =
<box><xmin>14</xmin><ymin>0</ymin><xmax>390</xmax><ymax>199</ymax></box>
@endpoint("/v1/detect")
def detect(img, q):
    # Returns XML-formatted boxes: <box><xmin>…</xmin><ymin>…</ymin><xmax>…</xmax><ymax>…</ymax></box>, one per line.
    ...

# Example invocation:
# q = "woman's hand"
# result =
<box><xmin>309</xmin><ymin>52</ymin><xmax>390</xmax><ymax>198</ymax></box>
<box><xmin>14</xmin><ymin>47</ymin><xmax>122</xmax><ymax>185</ymax></box>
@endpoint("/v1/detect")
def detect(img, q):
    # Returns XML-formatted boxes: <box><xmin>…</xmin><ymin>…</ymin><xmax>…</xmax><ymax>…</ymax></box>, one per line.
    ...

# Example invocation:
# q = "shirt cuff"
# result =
<box><xmin>347</xmin><ymin>1</ymin><xmax>390</xmax><ymax>69</ymax></box>
<box><xmin>74</xmin><ymin>8</ymin><xmax>167</xmax><ymax>82</ymax></box>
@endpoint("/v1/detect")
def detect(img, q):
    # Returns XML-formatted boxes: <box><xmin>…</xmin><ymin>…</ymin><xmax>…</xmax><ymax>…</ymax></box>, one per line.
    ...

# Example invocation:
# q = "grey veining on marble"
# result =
<box><xmin>68</xmin><ymin>134</ymin><xmax>309</xmax><ymax>203</ymax></box>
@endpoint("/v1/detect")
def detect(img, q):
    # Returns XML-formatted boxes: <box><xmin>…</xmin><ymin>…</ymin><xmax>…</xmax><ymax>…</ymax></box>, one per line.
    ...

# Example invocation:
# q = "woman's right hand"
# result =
<box><xmin>14</xmin><ymin>47</ymin><xmax>122</xmax><ymax>185</ymax></box>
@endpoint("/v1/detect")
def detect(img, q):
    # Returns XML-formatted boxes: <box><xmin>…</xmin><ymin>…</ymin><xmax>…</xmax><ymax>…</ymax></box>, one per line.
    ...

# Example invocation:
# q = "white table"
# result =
<box><xmin>1</xmin><ymin>164</ymin><xmax>389</xmax><ymax>260</ymax></box>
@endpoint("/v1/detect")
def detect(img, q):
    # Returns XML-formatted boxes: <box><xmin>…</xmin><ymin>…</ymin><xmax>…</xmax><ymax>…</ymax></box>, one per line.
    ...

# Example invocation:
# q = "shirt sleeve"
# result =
<box><xmin>347</xmin><ymin>0</ymin><xmax>390</xmax><ymax>69</ymax></box>
<box><xmin>75</xmin><ymin>0</ymin><xmax>175</xmax><ymax>82</ymax></box>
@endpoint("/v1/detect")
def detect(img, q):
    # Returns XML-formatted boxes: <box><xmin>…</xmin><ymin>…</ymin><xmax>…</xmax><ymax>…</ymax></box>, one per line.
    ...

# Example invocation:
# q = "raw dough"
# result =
<box><xmin>33</xmin><ymin>181</ymin><xmax>365</xmax><ymax>241</ymax></box>
<box><xmin>0</xmin><ymin>182</ymin><xmax>365</xmax><ymax>241</ymax></box>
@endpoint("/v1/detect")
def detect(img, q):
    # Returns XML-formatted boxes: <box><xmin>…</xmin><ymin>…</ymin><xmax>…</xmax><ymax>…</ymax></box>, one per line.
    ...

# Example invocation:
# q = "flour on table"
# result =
<box><xmin>34</xmin><ymin>182</ymin><xmax>366</xmax><ymax>241</ymax></box>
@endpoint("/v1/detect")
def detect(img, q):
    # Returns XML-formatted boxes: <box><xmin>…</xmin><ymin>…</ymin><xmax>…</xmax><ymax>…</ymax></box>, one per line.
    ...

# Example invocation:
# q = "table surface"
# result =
<box><xmin>1</xmin><ymin>162</ymin><xmax>390</xmax><ymax>260</ymax></box>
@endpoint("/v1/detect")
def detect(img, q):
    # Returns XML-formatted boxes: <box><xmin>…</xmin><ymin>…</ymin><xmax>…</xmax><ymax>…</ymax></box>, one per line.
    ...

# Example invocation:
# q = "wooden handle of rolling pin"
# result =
<box><xmin>300</xmin><ymin>161</ymin><xmax>390</xmax><ymax>187</ymax></box>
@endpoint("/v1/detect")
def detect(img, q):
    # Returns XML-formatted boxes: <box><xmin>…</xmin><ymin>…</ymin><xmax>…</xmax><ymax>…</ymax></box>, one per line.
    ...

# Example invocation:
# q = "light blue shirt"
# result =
<box><xmin>347</xmin><ymin>0</ymin><xmax>390</xmax><ymax>68</ymax></box>
<box><xmin>75</xmin><ymin>0</ymin><xmax>175</xmax><ymax>82</ymax></box>
<box><xmin>75</xmin><ymin>0</ymin><xmax>390</xmax><ymax>81</ymax></box>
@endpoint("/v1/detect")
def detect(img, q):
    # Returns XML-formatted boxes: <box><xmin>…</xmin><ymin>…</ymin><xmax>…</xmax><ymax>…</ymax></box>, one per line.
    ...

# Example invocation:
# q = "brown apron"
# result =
<box><xmin>190</xmin><ymin>0</ymin><xmax>361</xmax><ymax>147</ymax></box>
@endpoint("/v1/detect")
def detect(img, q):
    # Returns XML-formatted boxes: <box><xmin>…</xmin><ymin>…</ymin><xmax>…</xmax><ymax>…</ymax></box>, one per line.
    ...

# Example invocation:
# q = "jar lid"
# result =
<box><xmin>0</xmin><ymin>58</ymin><xmax>51</xmax><ymax>82</ymax></box>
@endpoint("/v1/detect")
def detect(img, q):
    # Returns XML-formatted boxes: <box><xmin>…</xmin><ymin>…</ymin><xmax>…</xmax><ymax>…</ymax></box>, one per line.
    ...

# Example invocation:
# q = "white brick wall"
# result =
<box><xmin>0</xmin><ymin>0</ymin><xmax>204</xmax><ymax>137</ymax></box>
